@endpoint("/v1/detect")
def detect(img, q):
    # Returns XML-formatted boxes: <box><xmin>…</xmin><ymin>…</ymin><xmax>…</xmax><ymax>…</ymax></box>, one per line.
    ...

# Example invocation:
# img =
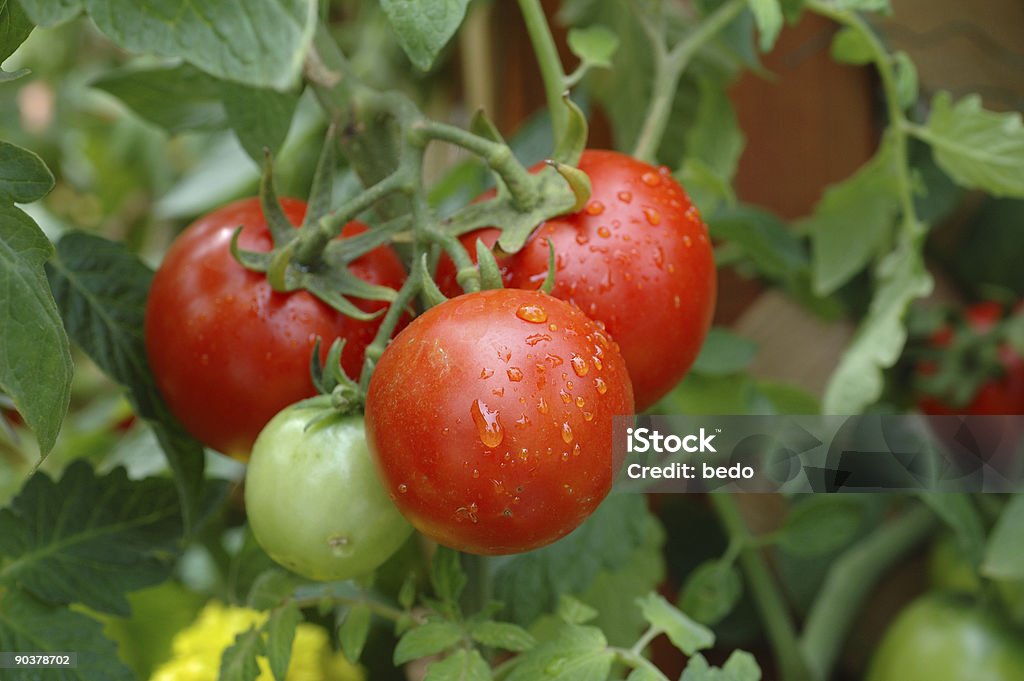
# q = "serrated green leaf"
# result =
<box><xmin>918</xmin><ymin>494</ymin><xmax>985</xmax><ymax>568</ymax></box>
<box><xmin>46</xmin><ymin>232</ymin><xmax>206</xmax><ymax>531</ymax></box>
<box><xmin>920</xmin><ymin>92</ymin><xmax>1024</xmax><ymax>198</ymax></box>
<box><xmin>803</xmin><ymin>138</ymin><xmax>901</xmax><ymax>295</ymax></box>
<box><xmin>0</xmin><ymin>0</ymin><xmax>33</xmax><ymax>65</ymax></box>
<box><xmin>0</xmin><ymin>140</ymin><xmax>54</xmax><ymax>203</ymax></box>
<box><xmin>431</xmin><ymin>546</ymin><xmax>467</xmax><ymax>604</ymax></box>
<box><xmin>394</xmin><ymin>621</ymin><xmax>464</xmax><ymax>665</ymax></box>
<box><xmin>681</xmin><ymin>653</ymin><xmax>712</xmax><ymax>681</ymax></box>
<box><xmin>708</xmin><ymin>205</ymin><xmax>808</xmax><ymax>282</ymax></box>
<box><xmin>626</xmin><ymin>667</ymin><xmax>667</xmax><ymax>681</ymax></box>
<box><xmin>776</xmin><ymin>497</ymin><xmax>866</xmax><ymax>556</ymax></box>
<box><xmin>830</xmin><ymin>26</ymin><xmax>873</xmax><ymax>65</ymax></box>
<box><xmin>492</xmin><ymin>495</ymin><xmax>656</xmax><ymax>626</ymax></box>
<box><xmin>265</xmin><ymin>604</ymin><xmax>301</xmax><ymax>681</ymax></box>
<box><xmin>223</xmin><ymin>83</ymin><xmax>300</xmax><ymax>165</ymax></box>
<box><xmin>425</xmin><ymin>649</ymin><xmax>492</xmax><ymax>681</ymax></box>
<box><xmin>470</xmin><ymin>621</ymin><xmax>536</xmax><ymax>652</ymax></box>
<box><xmin>338</xmin><ymin>603</ymin><xmax>371</xmax><ymax>663</ymax></box>
<box><xmin>247</xmin><ymin>569</ymin><xmax>303</xmax><ymax>610</ymax></box>
<box><xmin>685</xmin><ymin>76</ymin><xmax>745</xmax><ymax>182</ymax></box>
<box><xmin>505</xmin><ymin>623</ymin><xmax>612</xmax><ymax>681</ymax></box>
<box><xmin>678</xmin><ymin>560</ymin><xmax>742</xmax><ymax>626</ymax></box>
<box><xmin>677</xmin><ymin>157</ymin><xmax>736</xmax><ymax>216</ymax></box>
<box><xmin>567</xmin><ymin>25</ymin><xmax>619</xmax><ymax>69</ymax></box>
<box><xmin>16</xmin><ymin>0</ymin><xmax>82</xmax><ymax>26</ymax></box>
<box><xmin>893</xmin><ymin>51</ymin><xmax>918</xmax><ymax>110</ymax></box>
<box><xmin>558</xmin><ymin>595</ymin><xmax>599</xmax><ymax>625</ymax></box>
<box><xmin>83</xmin><ymin>0</ymin><xmax>317</xmax><ymax>90</ymax></box>
<box><xmin>983</xmin><ymin>494</ymin><xmax>1024</xmax><ymax>580</ymax></box>
<box><xmin>0</xmin><ymin>589</ymin><xmax>134</xmax><ymax>681</ymax></box>
<box><xmin>93</xmin><ymin>64</ymin><xmax>227</xmax><ymax>133</ymax></box>
<box><xmin>0</xmin><ymin>203</ymin><xmax>70</xmax><ymax>456</ymax></box>
<box><xmin>722</xmin><ymin>650</ymin><xmax>762</xmax><ymax>680</ymax></box>
<box><xmin>824</xmin><ymin>243</ymin><xmax>933</xmax><ymax>413</ymax></box>
<box><xmin>380</xmin><ymin>0</ymin><xmax>470</xmax><ymax>71</ymax></box>
<box><xmin>220</xmin><ymin>625</ymin><xmax>266</xmax><ymax>681</ymax></box>
<box><xmin>746</xmin><ymin>0</ymin><xmax>783</xmax><ymax>52</ymax></box>
<box><xmin>691</xmin><ymin>328</ymin><xmax>757</xmax><ymax>376</ymax></box>
<box><xmin>0</xmin><ymin>461</ymin><xmax>182</xmax><ymax>615</ymax></box>
<box><xmin>637</xmin><ymin>593</ymin><xmax>714</xmax><ymax>656</ymax></box>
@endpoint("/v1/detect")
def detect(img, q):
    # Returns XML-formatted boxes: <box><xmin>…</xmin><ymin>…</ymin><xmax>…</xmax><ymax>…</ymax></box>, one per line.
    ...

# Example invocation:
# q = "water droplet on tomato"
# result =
<box><xmin>594</xmin><ymin>377</ymin><xmax>608</xmax><ymax>395</ymax></box>
<box><xmin>472</xmin><ymin>468</ymin><xmax>480</xmax><ymax>479</ymax></box>
<box><xmin>470</xmin><ymin>399</ymin><xmax>504</xmax><ymax>448</ymax></box>
<box><xmin>561</xmin><ymin>422</ymin><xmax>574</xmax><ymax>444</ymax></box>
<box><xmin>516</xmin><ymin>304</ymin><xmax>548</xmax><ymax>323</ymax></box>
<box><xmin>592</xmin><ymin>356</ymin><xmax>603</xmax><ymax>371</ymax></box>
<box><xmin>561</xmin><ymin>451</ymin><xmax>570</xmax><ymax>462</ymax></box>
<box><xmin>545</xmin><ymin>354</ymin><xmax>563</xmax><ymax>368</ymax></box>
<box><xmin>525</xmin><ymin>333</ymin><xmax>551</xmax><ymax>346</ymax></box>
<box><xmin>559</xmin><ymin>389</ymin><xmax>571</xmax><ymax>404</ymax></box>
<box><xmin>537</xmin><ymin>397</ymin><xmax>549</xmax><ymax>414</ymax></box>
<box><xmin>585</xmin><ymin>200</ymin><xmax>605</xmax><ymax>216</ymax></box>
<box><xmin>480</xmin><ymin>367</ymin><xmax>494</xmax><ymax>379</ymax></box>
<box><xmin>618</xmin><ymin>190</ymin><xmax>633</xmax><ymax>203</ymax></box>
<box><xmin>515</xmin><ymin>414</ymin><xmax>530</xmax><ymax>429</ymax></box>
<box><xmin>564</xmin><ymin>484</ymin><xmax>574</xmax><ymax>495</ymax></box>
<box><xmin>583</xmin><ymin>411</ymin><xmax>594</xmax><ymax>422</ymax></box>
<box><xmin>643</xmin><ymin>207</ymin><xmax>662</xmax><ymax>226</ymax></box>
<box><xmin>398</xmin><ymin>483</ymin><xmax>408</xmax><ymax>493</ymax></box>
<box><xmin>507</xmin><ymin>367</ymin><xmax>524</xmax><ymax>382</ymax></box>
<box><xmin>641</xmin><ymin>171</ymin><xmax>661</xmax><ymax>187</ymax></box>
<box><xmin>597</xmin><ymin>226</ymin><xmax>611</xmax><ymax>238</ymax></box>
<box><xmin>570</xmin><ymin>355</ymin><xmax>589</xmax><ymax>377</ymax></box>
<box><xmin>575</xmin><ymin>395</ymin><xmax>585</xmax><ymax>408</ymax></box>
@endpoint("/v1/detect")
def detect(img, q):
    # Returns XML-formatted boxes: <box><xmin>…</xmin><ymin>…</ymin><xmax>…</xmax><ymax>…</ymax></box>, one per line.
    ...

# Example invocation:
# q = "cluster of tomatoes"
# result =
<box><xmin>144</xmin><ymin>150</ymin><xmax>716</xmax><ymax>578</ymax></box>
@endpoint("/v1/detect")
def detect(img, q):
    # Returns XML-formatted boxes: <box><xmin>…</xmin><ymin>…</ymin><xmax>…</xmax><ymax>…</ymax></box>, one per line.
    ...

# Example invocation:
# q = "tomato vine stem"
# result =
<box><xmin>516</xmin><ymin>0</ymin><xmax>570</xmax><ymax>141</ymax></box>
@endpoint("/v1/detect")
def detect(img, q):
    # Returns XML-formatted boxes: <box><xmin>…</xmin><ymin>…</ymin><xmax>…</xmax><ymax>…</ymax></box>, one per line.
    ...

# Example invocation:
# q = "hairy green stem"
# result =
<box><xmin>632</xmin><ymin>0</ymin><xmax>747</xmax><ymax>163</ymax></box>
<box><xmin>710</xmin><ymin>494</ymin><xmax>813</xmax><ymax>681</ymax></box>
<box><xmin>799</xmin><ymin>503</ymin><xmax>936</xmax><ymax>681</ymax></box>
<box><xmin>423</xmin><ymin>227</ymin><xmax>481</xmax><ymax>293</ymax></box>
<box><xmin>516</xmin><ymin>0</ymin><xmax>569</xmax><ymax>140</ymax></box>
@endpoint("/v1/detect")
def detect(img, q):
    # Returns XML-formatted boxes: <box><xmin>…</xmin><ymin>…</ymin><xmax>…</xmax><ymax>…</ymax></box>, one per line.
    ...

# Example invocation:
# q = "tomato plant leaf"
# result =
<box><xmin>919</xmin><ymin>92</ymin><xmax>1024</xmax><ymax>198</ymax></box>
<box><xmin>92</xmin><ymin>64</ymin><xmax>228</xmax><ymax>133</ymax></box>
<box><xmin>505</xmin><ymin>623</ymin><xmax>613</xmax><ymax>681</ymax></box>
<box><xmin>0</xmin><ymin>202</ymin><xmax>70</xmax><ymax>456</ymax></box>
<box><xmin>470</xmin><ymin>621</ymin><xmax>536</xmax><ymax>653</ymax></box>
<box><xmin>802</xmin><ymin>137</ymin><xmax>901</xmax><ymax>296</ymax></box>
<box><xmin>46</xmin><ymin>231</ymin><xmax>207</xmax><ymax>532</ymax></box>
<box><xmin>567</xmin><ymin>25</ymin><xmax>620</xmax><ymax>69</ymax></box>
<box><xmin>380</xmin><ymin>0</ymin><xmax>470</xmax><ymax>71</ymax></box>
<box><xmin>0</xmin><ymin>0</ymin><xmax>33</xmax><ymax>65</ymax></box>
<box><xmin>431</xmin><ymin>546</ymin><xmax>467</xmax><ymax>605</ymax></box>
<box><xmin>626</xmin><ymin>667</ymin><xmax>667</xmax><ymax>681</ymax></box>
<box><xmin>16</xmin><ymin>0</ymin><xmax>82</xmax><ymax>26</ymax></box>
<box><xmin>746</xmin><ymin>0</ymin><xmax>783</xmax><ymax>52</ymax></box>
<box><xmin>219</xmin><ymin>625</ymin><xmax>266</xmax><ymax>681</ymax></box>
<box><xmin>691</xmin><ymin>328</ymin><xmax>757</xmax><ymax>376</ymax></box>
<box><xmin>0</xmin><ymin>461</ymin><xmax>182</xmax><ymax>616</ymax></box>
<box><xmin>338</xmin><ymin>603</ymin><xmax>372</xmax><ymax>663</ymax></box>
<box><xmin>424</xmin><ymin>649</ymin><xmax>492</xmax><ymax>681</ymax></box>
<box><xmin>678</xmin><ymin>560</ymin><xmax>743</xmax><ymax>626</ymax></box>
<box><xmin>775</xmin><ymin>496</ymin><xmax>867</xmax><ymax>556</ymax></box>
<box><xmin>983</xmin><ymin>494</ymin><xmax>1024</xmax><ymax>580</ymax></box>
<box><xmin>491</xmin><ymin>494</ymin><xmax>657</xmax><ymax>626</ymax></box>
<box><xmin>832</xmin><ymin>0</ymin><xmax>891</xmax><ymax>12</ymax></box>
<box><xmin>918</xmin><ymin>494</ymin><xmax>986</xmax><ymax>568</ymax></box>
<box><xmin>222</xmin><ymin>83</ymin><xmax>300</xmax><ymax>165</ymax></box>
<box><xmin>0</xmin><ymin>589</ymin><xmax>134</xmax><ymax>681</ymax></box>
<box><xmin>893</xmin><ymin>51</ymin><xmax>918</xmax><ymax>110</ymax></box>
<box><xmin>265</xmin><ymin>604</ymin><xmax>301</xmax><ymax>681</ymax></box>
<box><xmin>393</xmin><ymin>621</ymin><xmax>464</xmax><ymax>665</ymax></box>
<box><xmin>683</xmin><ymin>76</ymin><xmax>745</xmax><ymax>186</ymax></box>
<box><xmin>0</xmin><ymin>139</ymin><xmax>54</xmax><ymax>203</ymax></box>
<box><xmin>81</xmin><ymin>0</ymin><xmax>317</xmax><ymax>90</ymax></box>
<box><xmin>830</xmin><ymin>26</ymin><xmax>873</xmax><ymax>65</ymax></box>
<box><xmin>638</xmin><ymin>593</ymin><xmax>715</xmax><ymax>656</ymax></box>
<box><xmin>824</xmin><ymin>242</ymin><xmax>932</xmax><ymax>413</ymax></box>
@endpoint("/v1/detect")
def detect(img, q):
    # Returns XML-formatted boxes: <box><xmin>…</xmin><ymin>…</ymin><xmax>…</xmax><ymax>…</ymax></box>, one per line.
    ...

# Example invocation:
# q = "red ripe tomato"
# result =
<box><xmin>145</xmin><ymin>197</ymin><xmax>407</xmax><ymax>460</ymax></box>
<box><xmin>365</xmin><ymin>288</ymin><xmax>634</xmax><ymax>555</ymax></box>
<box><xmin>917</xmin><ymin>302</ymin><xmax>1024</xmax><ymax>415</ymax></box>
<box><xmin>436</xmin><ymin>149</ymin><xmax>716</xmax><ymax>411</ymax></box>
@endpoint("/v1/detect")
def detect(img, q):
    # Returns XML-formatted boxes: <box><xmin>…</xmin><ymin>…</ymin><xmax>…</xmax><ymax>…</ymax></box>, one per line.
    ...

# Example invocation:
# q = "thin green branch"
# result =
<box><xmin>799</xmin><ymin>502</ymin><xmax>935</xmax><ymax>681</ymax></box>
<box><xmin>632</xmin><ymin>0</ymin><xmax>747</xmax><ymax>162</ymax></box>
<box><xmin>517</xmin><ymin>0</ymin><xmax>569</xmax><ymax>140</ymax></box>
<box><xmin>709</xmin><ymin>494</ymin><xmax>813</xmax><ymax>681</ymax></box>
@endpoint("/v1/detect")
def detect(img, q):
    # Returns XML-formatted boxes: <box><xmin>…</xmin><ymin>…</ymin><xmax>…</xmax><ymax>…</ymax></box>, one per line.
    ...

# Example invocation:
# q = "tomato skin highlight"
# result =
<box><xmin>365</xmin><ymin>288</ymin><xmax>634</xmax><ymax>555</ymax></box>
<box><xmin>437</xmin><ymin>150</ymin><xmax>716</xmax><ymax>411</ymax></box>
<box><xmin>145</xmin><ymin>197</ymin><xmax>406</xmax><ymax>460</ymax></box>
<box><xmin>866</xmin><ymin>594</ymin><xmax>1024</xmax><ymax>681</ymax></box>
<box><xmin>245</xmin><ymin>406</ymin><xmax>413</xmax><ymax>581</ymax></box>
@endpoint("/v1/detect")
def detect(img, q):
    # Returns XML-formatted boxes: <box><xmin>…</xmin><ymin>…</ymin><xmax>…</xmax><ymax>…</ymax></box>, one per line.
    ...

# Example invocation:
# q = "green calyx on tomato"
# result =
<box><xmin>245</xmin><ymin>403</ymin><xmax>412</xmax><ymax>581</ymax></box>
<box><xmin>365</xmin><ymin>288</ymin><xmax>635</xmax><ymax>555</ymax></box>
<box><xmin>867</xmin><ymin>594</ymin><xmax>1024</xmax><ymax>681</ymax></box>
<box><xmin>436</xmin><ymin>149</ymin><xmax>716</xmax><ymax>411</ymax></box>
<box><xmin>145</xmin><ymin>197</ymin><xmax>408</xmax><ymax>460</ymax></box>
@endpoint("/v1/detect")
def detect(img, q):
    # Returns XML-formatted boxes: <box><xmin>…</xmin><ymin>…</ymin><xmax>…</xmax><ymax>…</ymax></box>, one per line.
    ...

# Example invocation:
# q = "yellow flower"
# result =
<box><xmin>150</xmin><ymin>602</ymin><xmax>363</xmax><ymax>681</ymax></box>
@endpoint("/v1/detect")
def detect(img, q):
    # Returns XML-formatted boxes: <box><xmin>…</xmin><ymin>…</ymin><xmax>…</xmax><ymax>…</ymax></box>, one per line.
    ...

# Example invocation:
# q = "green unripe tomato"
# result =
<box><xmin>867</xmin><ymin>594</ymin><xmax>1024</xmax><ymax>681</ymax></box>
<box><xmin>245</xmin><ymin>405</ymin><xmax>413</xmax><ymax>581</ymax></box>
